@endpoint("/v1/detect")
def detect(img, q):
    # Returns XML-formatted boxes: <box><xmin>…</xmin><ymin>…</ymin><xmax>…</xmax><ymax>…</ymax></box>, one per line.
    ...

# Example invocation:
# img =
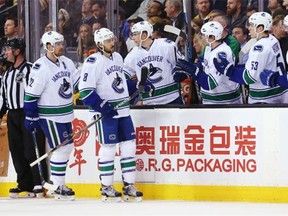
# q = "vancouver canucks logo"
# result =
<box><xmin>58</xmin><ymin>78</ymin><xmax>72</xmax><ymax>99</ymax></box>
<box><xmin>112</xmin><ymin>73</ymin><xmax>124</xmax><ymax>93</ymax></box>
<box><xmin>148</xmin><ymin>63</ymin><xmax>163</xmax><ymax>83</ymax></box>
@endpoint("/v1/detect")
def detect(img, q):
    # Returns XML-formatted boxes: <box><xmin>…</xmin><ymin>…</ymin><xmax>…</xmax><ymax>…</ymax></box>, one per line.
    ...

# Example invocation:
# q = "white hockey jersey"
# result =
<box><xmin>25</xmin><ymin>55</ymin><xmax>80</xmax><ymax>123</ymax></box>
<box><xmin>124</xmin><ymin>38</ymin><xmax>183</xmax><ymax>105</ymax></box>
<box><xmin>78</xmin><ymin>51</ymin><xmax>130</xmax><ymax>118</ymax></box>
<box><xmin>244</xmin><ymin>34</ymin><xmax>288</xmax><ymax>103</ymax></box>
<box><xmin>202</xmin><ymin>42</ymin><xmax>242</xmax><ymax>104</ymax></box>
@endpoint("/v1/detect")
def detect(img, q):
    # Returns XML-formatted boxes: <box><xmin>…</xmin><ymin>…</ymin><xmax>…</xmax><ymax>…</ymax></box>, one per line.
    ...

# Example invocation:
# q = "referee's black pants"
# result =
<box><xmin>7</xmin><ymin>109</ymin><xmax>48</xmax><ymax>191</ymax></box>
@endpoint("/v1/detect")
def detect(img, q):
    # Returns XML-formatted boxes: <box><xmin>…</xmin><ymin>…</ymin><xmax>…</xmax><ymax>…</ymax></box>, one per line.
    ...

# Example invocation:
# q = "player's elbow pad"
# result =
<box><xmin>196</xmin><ymin>72</ymin><xmax>210</xmax><ymax>90</ymax></box>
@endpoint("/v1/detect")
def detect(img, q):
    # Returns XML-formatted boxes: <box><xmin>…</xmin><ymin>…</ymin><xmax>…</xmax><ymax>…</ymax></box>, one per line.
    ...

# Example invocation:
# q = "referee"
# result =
<box><xmin>0</xmin><ymin>38</ymin><xmax>48</xmax><ymax>198</ymax></box>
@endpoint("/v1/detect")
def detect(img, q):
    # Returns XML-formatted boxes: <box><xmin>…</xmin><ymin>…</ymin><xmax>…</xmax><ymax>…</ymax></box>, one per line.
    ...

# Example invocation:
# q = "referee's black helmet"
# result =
<box><xmin>4</xmin><ymin>38</ymin><xmax>26</xmax><ymax>54</ymax></box>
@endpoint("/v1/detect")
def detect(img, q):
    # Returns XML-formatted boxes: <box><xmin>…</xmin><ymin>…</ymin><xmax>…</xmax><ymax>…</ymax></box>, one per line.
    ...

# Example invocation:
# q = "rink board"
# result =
<box><xmin>1</xmin><ymin>107</ymin><xmax>288</xmax><ymax>202</ymax></box>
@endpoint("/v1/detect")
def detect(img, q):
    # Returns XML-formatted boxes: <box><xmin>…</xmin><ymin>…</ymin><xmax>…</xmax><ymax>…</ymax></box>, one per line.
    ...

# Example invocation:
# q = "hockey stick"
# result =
<box><xmin>30</xmin><ymin>66</ymin><xmax>149</xmax><ymax>168</ymax></box>
<box><xmin>31</xmin><ymin>130</ymin><xmax>58</xmax><ymax>191</ymax></box>
<box><xmin>163</xmin><ymin>24</ymin><xmax>201</xmax><ymax>104</ymax></box>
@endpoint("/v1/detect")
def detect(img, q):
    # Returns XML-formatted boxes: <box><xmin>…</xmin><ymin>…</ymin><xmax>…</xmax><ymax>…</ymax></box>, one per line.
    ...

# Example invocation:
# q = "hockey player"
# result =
<box><xmin>0</xmin><ymin>38</ymin><xmax>48</xmax><ymax>198</ymax></box>
<box><xmin>79</xmin><ymin>28</ymin><xmax>147</xmax><ymax>202</ymax></box>
<box><xmin>213</xmin><ymin>12</ymin><xmax>288</xmax><ymax>104</ymax></box>
<box><xmin>24</xmin><ymin>31</ymin><xmax>80</xmax><ymax>200</ymax></box>
<box><xmin>259</xmin><ymin>14</ymin><xmax>288</xmax><ymax>89</ymax></box>
<box><xmin>173</xmin><ymin>21</ymin><xmax>243</xmax><ymax>104</ymax></box>
<box><xmin>124</xmin><ymin>21</ymin><xmax>184</xmax><ymax>105</ymax></box>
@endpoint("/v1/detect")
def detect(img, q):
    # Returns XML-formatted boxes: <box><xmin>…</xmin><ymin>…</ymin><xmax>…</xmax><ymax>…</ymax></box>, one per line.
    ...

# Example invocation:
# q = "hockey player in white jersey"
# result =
<box><xmin>124</xmin><ymin>21</ymin><xmax>184</xmax><ymax>105</ymax></box>
<box><xmin>259</xmin><ymin>14</ymin><xmax>288</xmax><ymax>90</ymax></box>
<box><xmin>173</xmin><ymin>21</ymin><xmax>243</xmax><ymax>104</ymax></box>
<box><xmin>213</xmin><ymin>12</ymin><xmax>288</xmax><ymax>104</ymax></box>
<box><xmin>24</xmin><ymin>31</ymin><xmax>80</xmax><ymax>200</ymax></box>
<box><xmin>79</xmin><ymin>28</ymin><xmax>148</xmax><ymax>202</ymax></box>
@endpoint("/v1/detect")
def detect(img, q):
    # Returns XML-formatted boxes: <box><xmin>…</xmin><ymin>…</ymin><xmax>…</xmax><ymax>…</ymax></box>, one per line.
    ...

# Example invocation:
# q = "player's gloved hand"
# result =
<box><xmin>24</xmin><ymin>112</ymin><xmax>40</xmax><ymax>132</ymax></box>
<box><xmin>175</xmin><ymin>59</ymin><xmax>199</xmax><ymax>79</ymax></box>
<box><xmin>213</xmin><ymin>56</ymin><xmax>234</xmax><ymax>76</ymax></box>
<box><xmin>99</xmin><ymin>101</ymin><xmax>118</xmax><ymax>118</ymax></box>
<box><xmin>143</xmin><ymin>80</ymin><xmax>155</xmax><ymax>97</ymax></box>
<box><xmin>260</xmin><ymin>69</ymin><xmax>280</xmax><ymax>87</ymax></box>
<box><xmin>172</xmin><ymin>67</ymin><xmax>189</xmax><ymax>82</ymax></box>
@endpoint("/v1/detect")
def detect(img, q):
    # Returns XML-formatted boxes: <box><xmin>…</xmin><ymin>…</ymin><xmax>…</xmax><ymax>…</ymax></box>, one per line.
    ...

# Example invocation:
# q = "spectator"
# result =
<box><xmin>191</xmin><ymin>16</ymin><xmax>204</xmax><ymax>34</ymax></box>
<box><xmin>226</xmin><ymin>0</ymin><xmax>247</xmax><ymax>31</ymax></box>
<box><xmin>164</xmin><ymin>0</ymin><xmax>186</xmax><ymax>31</ymax></box>
<box><xmin>194</xmin><ymin>0</ymin><xmax>211</xmax><ymax>21</ymax></box>
<box><xmin>148</xmin><ymin>16</ymin><xmax>173</xmax><ymax>39</ymax></box>
<box><xmin>245</xmin><ymin>4</ymin><xmax>258</xmax><ymax>28</ymax></box>
<box><xmin>232</xmin><ymin>25</ymin><xmax>249</xmax><ymax>64</ymax></box>
<box><xmin>92</xmin><ymin>19</ymin><xmax>105</xmax><ymax>34</ymax></box>
<box><xmin>77</xmin><ymin>23</ymin><xmax>96</xmax><ymax>64</ymax></box>
<box><xmin>268</xmin><ymin>0</ymin><xmax>285</xmax><ymax>17</ymax></box>
<box><xmin>192</xmin><ymin>33</ymin><xmax>205</xmax><ymax>60</ymax></box>
<box><xmin>58</xmin><ymin>8</ymin><xmax>76</xmax><ymax>47</ymax></box>
<box><xmin>81</xmin><ymin>0</ymin><xmax>97</xmax><ymax>29</ymax></box>
<box><xmin>147</xmin><ymin>0</ymin><xmax>166</xmax><ymax>19</ymax></box>
<box><xmin>92</xmin><ymin>0</ymin><xmax>107</xmax><ymax>27</ymax></box>
<box><xmin>283</xmin><ymin>0</ymin><xmax>288</xmax><ymax>9</ymax></box>
<box><xmin>128</xmin><ymin>0</ymin><xmax>165</xmax><ymax>21</ymax></box>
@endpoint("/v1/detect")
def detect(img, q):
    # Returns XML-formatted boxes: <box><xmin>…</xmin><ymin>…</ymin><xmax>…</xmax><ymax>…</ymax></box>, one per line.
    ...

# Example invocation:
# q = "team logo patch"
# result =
<box><xmin>86</xmin><ymin>57</ymin><xmax>96</xmax><ymax>63</ymax></box>
<box><xmin>58</xmin><ymin>78</ymin><xmax>72</xmax><ymax>99</ymax></box>
<box><xmin>32</xmin><ymin>63</ymin><xmax>41</xmax><ymax>70</ymax></box>
<box><xmin>253</xmin><ymin>45</ymin><xmax>263</xmax><ymax>52</ymax></box>
<box><xmin>217</xmin><ymin>52</ymin><xmax>227</xmax><ymax>59</ymax></box>
<box><xmin>112</xmin><ymin>72</ymin><xmax>124</xmax><ymax>93</ymax></box>
<box><xmin>109</xmin><ymin>134</ymin><xmax>116</xmax><ymax>140</ymax></box>
<box><xmin>147</xmin><ymin>64</ymin><xmax>163</xmax><ymax>83</ymax></box>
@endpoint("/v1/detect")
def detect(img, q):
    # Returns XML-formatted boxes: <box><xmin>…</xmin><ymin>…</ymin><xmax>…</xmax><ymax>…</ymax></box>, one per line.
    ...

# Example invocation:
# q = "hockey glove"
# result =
<box><xmin>99</xmin><ymin>101</ymin><xmax>118</xmax><ymax>118</ymax></box>
<box><xmin>172</xmin><ymin>66</ymin><xmax>190</xmax><ymax>82</ymax></box>
<box><xmin>175</xmin><ymin>59</ymin><xmax>199</xmax><ymax>79</ymax></box>
<box><xmin>259</xmin><ymin>69</ymin><xmax>288</xmax><ymax>88</ymax></box>
<box><xmin>143</xmin><ymin>80</ymin><xmax>155</xmax><ymax>97</ymax></box>
<box><xmin>24</xmin><ymin>112</ymin><xmax>40</xmax><ymax>133</ymax></box>
<box><xmin>213</xmin><ymin>57</ymin><xmax>234</xmax><ymax>76</ymax></box>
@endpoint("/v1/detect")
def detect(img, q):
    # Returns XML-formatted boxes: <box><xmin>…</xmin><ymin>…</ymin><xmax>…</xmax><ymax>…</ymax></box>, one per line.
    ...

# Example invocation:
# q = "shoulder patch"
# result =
<box><xmin>86</xmin><ymin>57</ymin><xmax>96</xmax><ymax>63</ymax></box>
<box><xmin>217</xmin><ymin>52</ymin><xmax>227</xmax><ymax>59</ymax></box>
<box><xmin>253</xmin><ymin>45</ymin><xmax>263</xmax><ymax>52</ymax></box>
<box><xmin>165</xmin><ymin>38</ymin><xmax>172</xmax><ymax>43</ymax></box>
<box><xmin>32</xmin><ymin>63</ymin><xmax>41</xmax><ymax>70</ymax></box>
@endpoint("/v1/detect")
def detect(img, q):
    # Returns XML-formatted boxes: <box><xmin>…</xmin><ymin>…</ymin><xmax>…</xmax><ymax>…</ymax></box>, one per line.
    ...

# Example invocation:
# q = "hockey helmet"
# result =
<box><xmin>131</xmin><ymin>21</ymin><xmax>153</xmax><ymax>37</ymax></box>
<box><xmin>248</xmin><ymin>12</ymin><xmax>272</xmax><ymax>31</ymax></box>
<box><xmin>94</xmin><ymin>28</ymin><xmax>115</xmax><ymax>45</ymax></box>
<box><xmin>4</xmin><ymin>38</ymin><xmax>26</xmax><ymax>53</ymax></box>
<box><xmin>41</xmin><ymin>31</ymin><xmax>64</xmax><ymax>50</ymax></box>
<box><xmin>200</xmin><ymin>21</ymin><xmax>223</xmax><ymax>40</ymax></box>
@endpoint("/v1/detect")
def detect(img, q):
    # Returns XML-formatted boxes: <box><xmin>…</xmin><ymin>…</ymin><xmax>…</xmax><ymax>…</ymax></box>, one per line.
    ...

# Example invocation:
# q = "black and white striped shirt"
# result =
<box><xmin>0</xmin><ymin>60</ymin><xmax>32</xmax><ymax>118</ymax></box>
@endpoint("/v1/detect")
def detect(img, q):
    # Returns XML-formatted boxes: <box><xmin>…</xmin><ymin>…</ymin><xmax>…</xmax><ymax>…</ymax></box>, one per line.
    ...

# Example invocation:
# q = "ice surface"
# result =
<box><xmin>1</xmin><ymin>198</ymin><xmax>288</xmax><ymax>216</ymax></box>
